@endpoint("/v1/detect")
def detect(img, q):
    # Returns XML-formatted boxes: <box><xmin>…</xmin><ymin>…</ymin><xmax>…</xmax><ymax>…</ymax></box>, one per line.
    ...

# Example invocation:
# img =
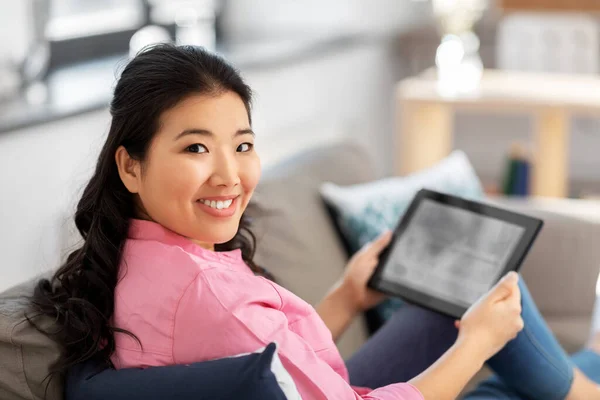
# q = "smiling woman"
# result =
<box><xmin>30</xmin><ymin>43</ymin><xmax>266</xmax><ymax>373</ymax></box>
<box><xmin>114</xmin><ymin>91</ymin><xmax>261</xmax><ymax>250</ymax></box>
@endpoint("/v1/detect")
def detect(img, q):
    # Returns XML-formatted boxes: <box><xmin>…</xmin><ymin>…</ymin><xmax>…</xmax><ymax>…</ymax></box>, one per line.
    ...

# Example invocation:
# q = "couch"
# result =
<box><xmin>2</xmin><ymin>141</ymin><xmax>600</xmax><ymax>399</ymax></box>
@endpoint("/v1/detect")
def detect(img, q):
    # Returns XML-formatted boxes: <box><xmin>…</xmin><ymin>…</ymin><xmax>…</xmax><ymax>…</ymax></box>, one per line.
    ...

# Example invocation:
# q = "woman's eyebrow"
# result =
<box><xmin>237</xmin><ymin>128</ymin><xmax>255</xmax><ymax>137</ymax></box>
<box><xmin>175</xmin><ymin>128</ymin><xmax>254</xmax><ymax>140</ymax></box>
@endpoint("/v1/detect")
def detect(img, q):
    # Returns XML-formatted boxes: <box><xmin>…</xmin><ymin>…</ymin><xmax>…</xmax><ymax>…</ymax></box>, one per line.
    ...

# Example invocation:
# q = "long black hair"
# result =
<box><xmin>30</xmin><ymin>44</ymin><xmax>267</xmax><ymax>377</ymax></box>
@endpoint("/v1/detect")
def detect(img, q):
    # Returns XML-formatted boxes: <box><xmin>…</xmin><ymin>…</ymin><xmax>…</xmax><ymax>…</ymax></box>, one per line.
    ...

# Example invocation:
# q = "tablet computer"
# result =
<box><xmin>367</xmin><ymin>189</ymin><xmax>543</xmax><ymax>319</ymax></box>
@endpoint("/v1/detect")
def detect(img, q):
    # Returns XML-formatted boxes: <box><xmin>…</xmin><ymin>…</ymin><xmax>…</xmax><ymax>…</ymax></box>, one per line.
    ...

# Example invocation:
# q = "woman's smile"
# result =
<box><xmin>195</xmin><ymin>195</ymin><xmax>239</xmax><ymax>218</ymax></box>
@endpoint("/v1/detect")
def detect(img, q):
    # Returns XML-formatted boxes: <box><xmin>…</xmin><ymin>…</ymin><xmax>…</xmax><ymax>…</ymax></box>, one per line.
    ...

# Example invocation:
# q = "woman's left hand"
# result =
<box><xmin>341</xmin><ymin>230</ymin><xmax>393</xmax><ymax>312</ymax></box>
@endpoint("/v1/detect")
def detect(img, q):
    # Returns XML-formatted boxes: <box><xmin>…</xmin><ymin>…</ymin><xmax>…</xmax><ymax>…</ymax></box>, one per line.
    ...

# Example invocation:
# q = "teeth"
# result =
<box><xmin>200</xmin><ymin>198</ymin><xmax>234</xmax><ymax>209</ymax></box>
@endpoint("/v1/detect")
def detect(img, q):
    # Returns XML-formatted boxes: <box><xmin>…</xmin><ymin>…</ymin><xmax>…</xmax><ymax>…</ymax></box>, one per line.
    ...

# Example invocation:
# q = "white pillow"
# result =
<box><xmin>229</xmin><ymin>343</ymin><xmax>301</xmax><ymax>400</ymax></box>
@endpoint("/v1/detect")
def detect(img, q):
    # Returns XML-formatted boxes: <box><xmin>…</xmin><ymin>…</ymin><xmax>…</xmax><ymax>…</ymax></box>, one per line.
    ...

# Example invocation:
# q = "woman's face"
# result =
<box><xmin>117</xmin><ymin>91</ymin><xmax>261</xmax><ymax>249</ymax></box>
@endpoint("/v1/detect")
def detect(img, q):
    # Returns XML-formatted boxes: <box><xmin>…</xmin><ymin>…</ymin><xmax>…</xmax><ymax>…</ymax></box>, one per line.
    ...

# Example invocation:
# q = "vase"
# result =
<box><xmin>432</xmin><ymin>0</ymin><xmax>487</xmax><ymax>96</ymax></box>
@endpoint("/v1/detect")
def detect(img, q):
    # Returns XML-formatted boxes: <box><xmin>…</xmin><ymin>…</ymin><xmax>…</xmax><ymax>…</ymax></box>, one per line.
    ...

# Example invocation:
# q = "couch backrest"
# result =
<box><xmin>250</xmin><ymin>141</ymin><xmax>379</xmax><ymax>357</ymax></box>
<box><xmin>489</xmin><ymin>197</ymin><xmax>600</xmax><ymax>317</ymax></box>
<box><xmin>0</xmin><ymin>275</ymin><xmax>62</xmax><ymax>400</ymax></box>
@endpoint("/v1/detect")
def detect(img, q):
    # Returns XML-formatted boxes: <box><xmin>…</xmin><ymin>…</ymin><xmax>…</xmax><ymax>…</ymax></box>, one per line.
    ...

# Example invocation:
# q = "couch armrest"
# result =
<box><xmin>487</xmin><ymin>197</ymin><xmax>600</xmax><ymax>319</ymax></box>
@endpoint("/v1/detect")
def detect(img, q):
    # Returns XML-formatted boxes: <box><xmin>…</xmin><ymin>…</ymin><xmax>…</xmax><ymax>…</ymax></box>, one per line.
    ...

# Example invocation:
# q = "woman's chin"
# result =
<box><xmin>215</xmin><ymin>235</ymin><xmax>237</xmax><ymax>246</ymax></box>
<box><xmin>207</xmin><ymin>229</ymin><xmax>239</xmax><ymax>246</ymax></box>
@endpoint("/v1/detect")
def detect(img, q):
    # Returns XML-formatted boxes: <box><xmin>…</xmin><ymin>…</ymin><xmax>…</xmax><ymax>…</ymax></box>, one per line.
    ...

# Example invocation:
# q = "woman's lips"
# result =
<box><xmin>198</xmin><ymin>195</ymin><xmax>239</xmax><ymax>201</ymax></box>
<box><xmin>196</xmin><ymin>196</ymin><xmax>238</xmax><ymax>218</ymax></box>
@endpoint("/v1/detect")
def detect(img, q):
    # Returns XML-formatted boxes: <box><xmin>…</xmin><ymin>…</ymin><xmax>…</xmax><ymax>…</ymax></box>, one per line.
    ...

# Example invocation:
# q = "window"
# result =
<box><xmin>44</xmin><ymin>0</ymin><xmax>215</xmax><ymax>70</ymax></box>
<box><xmin>46</xmin><ymin>0</ymin><xmax>145</xmax><ymax>41</ymax></box>
<box><xmin>46</xmin><ymin>0</ymin><xmax>154</xmax><ymax>69</ymax></box>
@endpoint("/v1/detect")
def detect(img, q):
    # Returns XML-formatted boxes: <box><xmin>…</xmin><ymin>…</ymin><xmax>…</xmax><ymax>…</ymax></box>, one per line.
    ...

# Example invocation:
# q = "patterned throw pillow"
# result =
<box><xmin>320</xmin><ymin>150</ymin><xmax>484</xmax><ymax>322</ymax></box>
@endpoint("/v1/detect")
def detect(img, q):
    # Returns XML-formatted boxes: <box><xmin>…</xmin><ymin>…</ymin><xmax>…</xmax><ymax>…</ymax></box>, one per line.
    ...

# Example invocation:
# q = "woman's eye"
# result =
<box><xmin>237</xmin><ymin>142</ymin><xmax>254</xmax><ymax>152</ymax></box>
<box><xmin>187</xmin><ymin>144</ymin><xmax>208</xmax><ymax>154</ymax></box>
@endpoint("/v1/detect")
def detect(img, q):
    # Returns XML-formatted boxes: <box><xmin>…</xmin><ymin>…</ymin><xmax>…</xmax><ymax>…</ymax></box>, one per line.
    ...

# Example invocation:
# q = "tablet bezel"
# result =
<box><xmin>367</xmin><ymin>189</ymin><xmax>544</xmax><ymax>319</ymax></box>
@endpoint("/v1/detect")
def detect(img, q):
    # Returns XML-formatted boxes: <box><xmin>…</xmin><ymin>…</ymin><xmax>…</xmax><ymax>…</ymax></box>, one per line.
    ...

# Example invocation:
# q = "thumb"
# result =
<box><xmin>368</xmin><ymin>230</ymin><xmax>393</xmax><ymax>255</ymax></box>
<box><xmin>489</xmin><ymin>272</ymin><xmax>519</xmax><ymax>302</ymax></box>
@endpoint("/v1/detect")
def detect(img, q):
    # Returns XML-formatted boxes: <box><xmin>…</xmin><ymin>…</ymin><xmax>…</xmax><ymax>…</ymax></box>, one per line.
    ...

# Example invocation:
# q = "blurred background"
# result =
<box><xmin>1</xmin><ymin>0</ymin><xmax>600</xmax><ymax>292</ymax></box>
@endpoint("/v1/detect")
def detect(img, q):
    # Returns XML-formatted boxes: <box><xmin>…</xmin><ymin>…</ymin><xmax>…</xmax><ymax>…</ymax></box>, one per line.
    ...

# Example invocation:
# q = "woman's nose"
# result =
<box><xmin>210</xmin><ymin>151</ymin><xmax>240</xmax><ymax>187</ymax></box>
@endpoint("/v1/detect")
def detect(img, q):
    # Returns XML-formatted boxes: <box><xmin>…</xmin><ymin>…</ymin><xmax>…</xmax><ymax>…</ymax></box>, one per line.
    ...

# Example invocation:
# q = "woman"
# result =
<box><xmin>32</xmin><ymin>44</ymin><xmax>600</xmax><ymax>399</ymax></box>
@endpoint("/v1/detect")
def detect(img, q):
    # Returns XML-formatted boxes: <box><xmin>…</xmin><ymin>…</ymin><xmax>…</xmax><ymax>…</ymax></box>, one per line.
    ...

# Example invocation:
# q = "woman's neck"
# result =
<box><xmin>189</xmin><ymin>239</ymin><xmax>215</xmax><ymax>251</ymax></box>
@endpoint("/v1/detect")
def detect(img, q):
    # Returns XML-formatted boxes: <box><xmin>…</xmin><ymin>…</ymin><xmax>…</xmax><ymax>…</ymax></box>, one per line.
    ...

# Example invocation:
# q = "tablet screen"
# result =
<box><xmin>381</xmin><ymin>199</ymin><xmax>526</xmax><ymax>307</ymax></box>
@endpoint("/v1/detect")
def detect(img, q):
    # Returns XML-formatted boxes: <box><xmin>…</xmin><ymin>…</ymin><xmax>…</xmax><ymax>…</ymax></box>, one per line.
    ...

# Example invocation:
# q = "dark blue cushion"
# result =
<box><xmin>66</xmin><ymin>343</ymin><xmax>287</xmax><ymax>400</ymax></box>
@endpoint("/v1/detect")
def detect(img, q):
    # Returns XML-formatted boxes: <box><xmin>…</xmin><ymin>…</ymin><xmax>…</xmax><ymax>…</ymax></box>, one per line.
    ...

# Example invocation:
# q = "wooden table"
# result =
<box><xmin>396</xmin><ymin>69</ymin><xmax>600</xmax><ymax>198</ymax></box>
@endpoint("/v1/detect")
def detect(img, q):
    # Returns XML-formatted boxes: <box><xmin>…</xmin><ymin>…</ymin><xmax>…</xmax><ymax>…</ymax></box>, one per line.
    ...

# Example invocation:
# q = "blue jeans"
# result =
<box><xmin>346</xmin><ymin>278</ymin><xmax>600</xmax><ymax>399</ymax></box>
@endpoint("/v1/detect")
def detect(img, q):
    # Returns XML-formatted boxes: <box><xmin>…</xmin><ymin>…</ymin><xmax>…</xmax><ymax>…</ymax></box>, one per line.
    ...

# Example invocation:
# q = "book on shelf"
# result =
<box><xmin>501</xmin><ymin>143</ymin><xmax>531</xmax><ymax>197</ymax></box>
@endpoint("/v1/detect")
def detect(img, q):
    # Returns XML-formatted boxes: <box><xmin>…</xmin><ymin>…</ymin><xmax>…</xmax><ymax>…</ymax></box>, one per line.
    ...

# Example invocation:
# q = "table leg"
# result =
<box><xmin>397</xmin><ymin>101</ymin><xmax>453</xmax><ymax>176</ymax></box>
<box><xmin>532</xmin><ymin>108</ymin><xmax>569</xmax><ymax>198</ymax></box>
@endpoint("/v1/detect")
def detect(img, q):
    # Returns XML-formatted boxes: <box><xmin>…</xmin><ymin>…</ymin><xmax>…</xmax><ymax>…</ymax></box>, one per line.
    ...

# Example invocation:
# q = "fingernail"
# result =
<box><xmin>506</xmin><ymin>271</ymin><xmax>518</xmax><ymax>281</ymax></box>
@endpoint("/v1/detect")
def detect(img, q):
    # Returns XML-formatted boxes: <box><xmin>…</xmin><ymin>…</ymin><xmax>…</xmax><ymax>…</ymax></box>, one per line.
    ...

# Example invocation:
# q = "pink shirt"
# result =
<box><xmin>111</xmin><ymin>219</ymin><xmax>423</xmax><ymax>400</ymax></box>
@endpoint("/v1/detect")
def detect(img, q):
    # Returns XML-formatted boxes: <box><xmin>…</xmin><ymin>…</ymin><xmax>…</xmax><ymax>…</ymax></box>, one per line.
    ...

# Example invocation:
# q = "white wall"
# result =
<box><xmin>246</xmin><ymin>41</ymin><xmax>400</xmax><ymax>175</ymax></box>
<box><xmin>219</xmin><ymin>0</ymin><xmax>431</xmax><ymax>38</ymax></box>
<box><xmin>0</xmin><ymin>110</ymin><xmax>110</xmax><ymax>291</ymax></box>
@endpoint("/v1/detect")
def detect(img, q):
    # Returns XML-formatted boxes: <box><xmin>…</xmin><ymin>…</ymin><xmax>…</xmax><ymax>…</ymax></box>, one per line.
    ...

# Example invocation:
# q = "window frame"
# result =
<box><xmin>46</xmin><ymin>0</ymin><xmax>157</xmax><ymax>70</ymax></box>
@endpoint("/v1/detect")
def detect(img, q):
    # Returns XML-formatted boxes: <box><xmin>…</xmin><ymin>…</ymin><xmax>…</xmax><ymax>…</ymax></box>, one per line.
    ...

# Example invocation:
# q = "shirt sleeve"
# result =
<box><xmin>172</xmin><ymin>271</ymin><xmax>424</xmax><ymax>400</ymax></box>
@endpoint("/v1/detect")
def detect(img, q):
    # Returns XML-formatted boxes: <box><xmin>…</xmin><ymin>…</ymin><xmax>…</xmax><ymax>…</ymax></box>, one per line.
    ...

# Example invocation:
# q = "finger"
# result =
<box><xmin>490</xmin><ymin>272</ymin><xmax>519</xmax><ymax>302</ymax></box>
<box><xmin>454</xmin><ymin>320</ymin><xmax>460</xmax><ymax>329</ymax></box>
<box><xmin>504</xmin><ymin>271</ymin><xmax>519</xmax><ymax>283</ymax></box>
<box><xmin>489</xmin><ymin>284</ymin><xmax>511</xmax><ymax>303</ymax></box>
<box><xmin>503</xmin><ymin>272</ymin><xmax>520</xmax><ymax>299</ymax></box>
<box><xmin>367</xmin><ymin>257</ymin><xmax>379</xmax><ymax>270</ymax></box>
<box><xmin>367</xmin><ymin>230</ymin><xmax>393</xmax><ymax>255</ymax></box>
<box><xmin>508</xmin><ymin>284</ymin><xmax>522</xmax><ymax>308</ymax></box>
<box><xmin>516</xmin><ymin>317</ymin><xmax>524</xmax><ymax>332</ymax></box>
<box><xmin>358</xmin><ymin>257</ymin><xmax>379</xmax><ymax>274</ymax></box>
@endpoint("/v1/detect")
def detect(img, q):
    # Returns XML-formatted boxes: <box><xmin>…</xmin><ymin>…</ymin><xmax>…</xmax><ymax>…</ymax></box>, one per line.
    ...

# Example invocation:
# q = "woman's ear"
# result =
<box><xmin>115</xmin><ymin>146</ymin><xmax>142</xmax><ymax>194</ymax></box>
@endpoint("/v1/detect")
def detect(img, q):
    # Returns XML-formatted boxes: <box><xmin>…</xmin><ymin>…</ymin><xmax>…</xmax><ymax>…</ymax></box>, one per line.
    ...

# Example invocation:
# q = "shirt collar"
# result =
<box><xmin>127</xmin><ymin>219</ymin><xmax>244</xmax><ymax>265</ymax></box>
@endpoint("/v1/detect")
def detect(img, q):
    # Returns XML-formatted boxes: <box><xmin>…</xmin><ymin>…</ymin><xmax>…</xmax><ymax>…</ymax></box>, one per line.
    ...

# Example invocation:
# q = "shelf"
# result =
<box><xmin>499</xmin><ymin>0</ymin><xmax>600</xmax><ymax>12</ymax></box>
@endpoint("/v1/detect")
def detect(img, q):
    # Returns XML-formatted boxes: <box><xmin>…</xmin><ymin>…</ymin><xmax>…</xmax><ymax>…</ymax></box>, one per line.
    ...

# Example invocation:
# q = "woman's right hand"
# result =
<box><xmin>455</xmin><ymin>272</ymin><xmax>524</xmax><ymax>363</ymax></box>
